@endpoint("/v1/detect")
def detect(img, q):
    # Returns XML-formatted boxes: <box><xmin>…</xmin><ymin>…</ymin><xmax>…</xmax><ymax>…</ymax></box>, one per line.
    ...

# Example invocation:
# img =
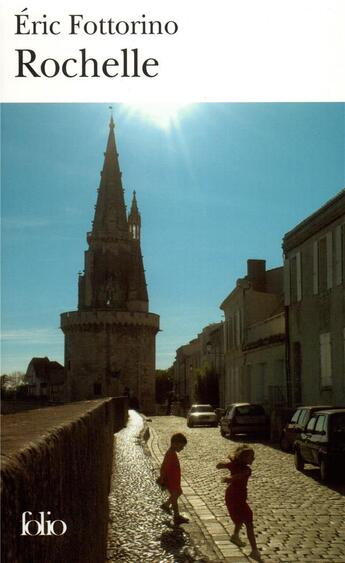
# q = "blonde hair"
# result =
<box><xmin>229</xmin><ymin>444</ymin><xmax>254</xmax><ymax>465</ymax></box>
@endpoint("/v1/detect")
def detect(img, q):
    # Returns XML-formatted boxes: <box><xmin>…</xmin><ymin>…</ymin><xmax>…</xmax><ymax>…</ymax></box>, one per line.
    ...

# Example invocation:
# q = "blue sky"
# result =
<box><xmin>1</xmin><ymin>103</ymin><xmax>344</xmax><ymax>374</ymax></box>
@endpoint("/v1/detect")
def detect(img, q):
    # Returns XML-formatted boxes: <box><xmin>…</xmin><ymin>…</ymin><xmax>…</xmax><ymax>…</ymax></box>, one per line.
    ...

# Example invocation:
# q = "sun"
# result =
<box><xmin>122</xmin><ymin>103</ymin><xmax>191</xmax><ymax>131</ymax></box>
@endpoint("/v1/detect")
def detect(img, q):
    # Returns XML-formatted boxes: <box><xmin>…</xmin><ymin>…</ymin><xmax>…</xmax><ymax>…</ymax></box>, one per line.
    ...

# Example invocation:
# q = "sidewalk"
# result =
<box><xmin>146</xmin><ymin>421</ymin><xmax>251</xmax><ymax>563</ymax></box>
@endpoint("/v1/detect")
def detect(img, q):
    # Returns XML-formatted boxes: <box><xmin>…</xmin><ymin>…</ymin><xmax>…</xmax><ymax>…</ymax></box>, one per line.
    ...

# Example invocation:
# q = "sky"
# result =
<box><xmin>1</xmin><ymin>102</ymin><xmax>344</xmax><ymax>374</ymax></box>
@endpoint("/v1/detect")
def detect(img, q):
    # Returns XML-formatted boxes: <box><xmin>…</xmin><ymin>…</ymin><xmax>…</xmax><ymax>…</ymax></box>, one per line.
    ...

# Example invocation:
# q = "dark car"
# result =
<box><xmin>294</xmin><ymin>409</ymin><xmax>345</xmax><ymax>481</ymax></box>
<box><xmin>220</xmin><ymin>403</ymin><xmax>269</xmax><ymax>439</ymax></box>
<box><xmin>280</xmin><ymin>405</ymin><xmax>342</xmax><ymax>451</ymax></box>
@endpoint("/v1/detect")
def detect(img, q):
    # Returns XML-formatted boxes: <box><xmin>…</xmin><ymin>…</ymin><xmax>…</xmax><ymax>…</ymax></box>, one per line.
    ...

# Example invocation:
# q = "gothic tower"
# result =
<box><xmin>61</xmin><ymin>115</ymin><xmax>160</xmax><ymax>414</ymax></box>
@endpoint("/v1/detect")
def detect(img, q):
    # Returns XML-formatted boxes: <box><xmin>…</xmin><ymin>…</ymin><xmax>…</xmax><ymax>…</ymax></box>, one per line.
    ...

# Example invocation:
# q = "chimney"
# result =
<box><xmin>247</xmin><ymin>259</ymin><xmax>266</xmax><ymax>291</ymax></box>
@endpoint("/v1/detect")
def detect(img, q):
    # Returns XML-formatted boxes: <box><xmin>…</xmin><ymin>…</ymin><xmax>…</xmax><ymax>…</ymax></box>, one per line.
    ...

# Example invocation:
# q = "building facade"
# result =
<box><xmin>283</xmin><ymin>189</ymin><xmax>345</xmax><ymax>406</ymax></box>
<box><xmin>61</xmin><ymin>116</ymin><xmax>159</xmax><ymax>413</ymax></box>
<box><xmin>26</xmin><ymin>357</ymin><xmax>66</xmax><ymax>402</ymax></box>
<box><xmin>243</xmin><ymin>313</ymin><xmax>286</xmax><ymax>409</ymax></box>
<box><xmin>174</xmin><ymin>322</ymin><xmax>224</xmax><ymax>407</ymax></box>
<box><xmin>221</xmin><ymin>259</ymin><xmax>285</xmax><ymax>409</ymax></box>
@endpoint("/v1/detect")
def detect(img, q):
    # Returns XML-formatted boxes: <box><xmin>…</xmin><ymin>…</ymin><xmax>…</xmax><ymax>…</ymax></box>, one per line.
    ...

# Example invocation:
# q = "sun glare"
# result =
<box><xmin>123</xmin><ymin>103</ymin><xmax>191</xmax><ymax>130</ymax></box>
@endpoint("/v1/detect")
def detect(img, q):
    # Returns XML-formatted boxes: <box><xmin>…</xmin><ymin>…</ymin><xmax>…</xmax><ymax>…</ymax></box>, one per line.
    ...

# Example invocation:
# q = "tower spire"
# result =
<box><xmin>92</xmin><ymin>114</ymin><xmax>128</xmax><ymax>240</ymax></box>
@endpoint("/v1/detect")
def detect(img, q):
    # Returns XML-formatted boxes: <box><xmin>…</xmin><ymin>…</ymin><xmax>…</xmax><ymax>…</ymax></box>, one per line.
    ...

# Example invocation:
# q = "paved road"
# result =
<box><xmin>147</xmin><ymin>415</ymin><xmax>345</xmax><ymax>563</ymax></box>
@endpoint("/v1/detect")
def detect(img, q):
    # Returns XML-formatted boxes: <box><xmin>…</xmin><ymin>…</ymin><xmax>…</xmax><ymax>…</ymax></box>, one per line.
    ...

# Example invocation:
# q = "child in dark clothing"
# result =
<box><xmin>216</xmin><ymin>444</ymin><xmax>261</xmax><ymax>561</ymax></box>
<box><xmin>158</xmin><ymin>433</ymin><xmax>189</xmax><ymax>525</ymax></box>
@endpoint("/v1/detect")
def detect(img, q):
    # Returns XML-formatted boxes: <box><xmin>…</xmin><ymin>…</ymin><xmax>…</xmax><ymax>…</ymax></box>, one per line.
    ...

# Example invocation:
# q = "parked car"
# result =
<box><xmin>215</xmin><ymin>407</ymin><xmax>225</xmax><ymax>424</ymax></box>
<box><xmin>280</xmin><ymin>405</ymin><xmax>342</xmax><ymax>451</ymax></box>
<box><xmin>293</xmin><ymin>409</ymin><xmax>345</xmax><ymax>481</ymax></box>
<box><xmin>220</xmin><ymin>403</ymin><xmax>269</xmax><ymax>439</ymax></box>
<box><xmin>187</xmin><ymin>404</ymin><xmax>217</xmax><ymax>427</ymax></box>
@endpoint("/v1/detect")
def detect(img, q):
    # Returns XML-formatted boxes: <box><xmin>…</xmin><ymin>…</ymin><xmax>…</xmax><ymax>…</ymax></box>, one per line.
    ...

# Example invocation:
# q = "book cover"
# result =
<box><xmin>1</xmin><ymin>2</ymin><xmax>345</xmax><ymax>562</ymax></box>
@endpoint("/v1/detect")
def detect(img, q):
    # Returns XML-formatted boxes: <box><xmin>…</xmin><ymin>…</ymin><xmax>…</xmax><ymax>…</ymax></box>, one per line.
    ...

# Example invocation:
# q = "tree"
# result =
<box><xmin>1</xmin><ymin>371</ymin><xmax>27</xmax><ymax>399</ymax></box>
<box><xmin>0</xmin><ymin>374</ymin><xmax>9</xmax><ymax>391</ymax></box>
<box><xmin>155</xmin><ymin>367</ymin><xmax>174</xmax><ymax>404</ymax></box>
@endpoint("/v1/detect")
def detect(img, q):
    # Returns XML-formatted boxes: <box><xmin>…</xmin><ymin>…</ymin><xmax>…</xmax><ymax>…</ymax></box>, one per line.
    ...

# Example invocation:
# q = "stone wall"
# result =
<box><xmin>61</xmin><ymin>310</ymin><xmax>159</xmax><ymax>414</ymax></box>
<box><xmin>1</xmin><ymin>397</ymin><xmax>128</xmax><ymax>563</ymax></box>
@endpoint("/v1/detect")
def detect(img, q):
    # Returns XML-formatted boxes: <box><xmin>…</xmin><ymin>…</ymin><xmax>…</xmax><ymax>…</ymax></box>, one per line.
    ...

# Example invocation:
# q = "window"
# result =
<box><xmin>298</xmin><ymin>409</ymin><xmax>309</xmax><ymax>427</ymax></box>
<box><xmin>289</xmin><ymin>253</ymin><xmax>302</xmax><ymax>303</ymax></box>
<box><xmin>318</xmin><ymin>237</ymin><xmax>327</xmax><ymax>291</ymax></box>
<box><xmin>291</xmin><ymin>409</ymin><xmax>302</xmax><ymax>423</ymax></box>
<box><xmin>238</xmin><ymin>405</ymin><xmax>265</xmax><ymax>416</ymax></box>
<box><xmin>315</xmin><ymin>415</ymin><xmax>326</xmax><ymax>433</ymax></box>
<box><xmin>314</xmin><ymin>233</ymin><xmax>333</xmax><ymax>294</ymax></box>
<box><xmin>320</xmin><ymin>333</ymin><xmax>332</xmax><ymax>387</ymax></box>
<box><xmin>226</xmin><ymin>318</ymin><xmax>233</xmax><ymax>351</ymax></box>
<box><xmin>335</xmin><ymin>224</ymin><xmax>344</xmax><ymax>285</ymax></box>
<box><xmin>306</xmin><ymin>417</ymin><xmax>317</xmax><ymax>432</ymax></box>
<box><xmin>235</xmin><ymin>310</ymin><xmax>241</xmax><ymax>348</ymax></box>
<box><xmin>284</xmin><ymin>258</ymin><xmax>291</xmax><ymax>306</ymax></box>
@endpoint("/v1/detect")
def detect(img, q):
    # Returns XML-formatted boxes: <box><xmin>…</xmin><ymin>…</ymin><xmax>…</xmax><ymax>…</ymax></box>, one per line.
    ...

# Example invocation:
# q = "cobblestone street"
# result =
<box><xmin>147</xmin><ymin>415</ymin><xmax>345</xmax><ymax>563</ymax></box>
<box><xmin>106</xmin><ymin>411</ymin><xmax>195</xmax><ymax>563</ymax></box>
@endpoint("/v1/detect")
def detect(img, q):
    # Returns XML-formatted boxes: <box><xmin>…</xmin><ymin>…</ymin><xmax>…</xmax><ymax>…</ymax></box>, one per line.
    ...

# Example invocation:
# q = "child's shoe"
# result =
<box><xmin>249</xmin><ymin>549</ymin><xmax>262</xmax><ymax>561</ymax></box>
<box><xmin>230</xmin><ymin>535</ymin><xmax>246</xmax><ymax>547</ymax></box>
<box><xmin>173</xmin><ymin>515</ymin><xmax>189</xmax><ymax>525</ymax></box>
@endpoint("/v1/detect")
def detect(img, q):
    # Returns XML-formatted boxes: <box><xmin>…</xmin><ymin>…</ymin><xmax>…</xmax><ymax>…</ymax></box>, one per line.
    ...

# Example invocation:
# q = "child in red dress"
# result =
<box><xmin>216</xmin><ymin>444</ymin><xmax>261</xmax><ymax>561</ymax></box>
<box><xmin>158</xmin><ymin>433</ymin><xmax>189</xmax><ymax>525</ymax></box>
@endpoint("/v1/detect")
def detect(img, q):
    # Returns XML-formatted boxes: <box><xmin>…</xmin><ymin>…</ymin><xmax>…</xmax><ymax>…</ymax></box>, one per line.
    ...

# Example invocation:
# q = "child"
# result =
<box><xmin>158</xmin><ymin>433</ymin><xmax>189</xmax><ymax>525</ymax></box>
<box><xmin>216</xmin><ymin>444</ymin><xmax>261</xmax><ymax>562</ymax></box>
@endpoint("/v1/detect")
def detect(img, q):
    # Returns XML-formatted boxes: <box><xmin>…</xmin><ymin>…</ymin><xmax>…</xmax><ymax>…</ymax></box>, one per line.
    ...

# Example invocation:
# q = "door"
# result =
<box><xmin>309</xmin><ymin>414</ymin><xmax>327</xmax><ymax>464</ymax></box>
<box><xmin>300</xmin><ymin>416</ymin><xmax>317</xmax><ymax>463</ymax></box>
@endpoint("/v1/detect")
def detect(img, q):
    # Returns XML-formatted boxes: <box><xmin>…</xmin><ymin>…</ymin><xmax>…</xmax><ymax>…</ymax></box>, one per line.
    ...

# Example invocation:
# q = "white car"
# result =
<box><xmin>187</xmin><ymin>404</ymin><xmax>217</xmax><ymax>428</ymax></box>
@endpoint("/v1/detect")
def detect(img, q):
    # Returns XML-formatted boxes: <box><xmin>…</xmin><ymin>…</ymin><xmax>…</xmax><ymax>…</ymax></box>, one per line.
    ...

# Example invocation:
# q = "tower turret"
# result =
<box><xmin>128</xmin><ymin>191</ymin><xmax>141</xmax><ymax>241</ymax></box>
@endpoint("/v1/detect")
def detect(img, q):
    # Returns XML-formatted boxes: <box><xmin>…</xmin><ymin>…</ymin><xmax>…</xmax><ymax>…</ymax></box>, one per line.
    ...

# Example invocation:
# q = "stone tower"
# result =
<box><xmin>61</xmin><ymin>115</ymin><xmax>160</xmax><ymax>414</ymax></box>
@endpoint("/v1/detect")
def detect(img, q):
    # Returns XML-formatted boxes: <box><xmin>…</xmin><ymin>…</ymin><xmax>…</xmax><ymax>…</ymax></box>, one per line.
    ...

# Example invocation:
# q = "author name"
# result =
<box><xmin>14</xmin><ymin>8</ymin><xmax>179</xmax><ymax>79</ymax></box>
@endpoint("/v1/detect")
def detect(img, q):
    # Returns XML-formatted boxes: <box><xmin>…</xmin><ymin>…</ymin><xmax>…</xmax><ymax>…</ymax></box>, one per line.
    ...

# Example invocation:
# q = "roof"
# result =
<box><xmin>312</xmin><ymin>408</ymin><xmax>345</xmax><ymax>415</ymax></box>
<box><xmin>283</xmin><ymin>188</ymin><xmax>345</xmax><ymax>252</ymax></box>
<box><xmin>26</xmin><ymin>357</ymin><xmax>65</xmax><ymax>385</ymax></box>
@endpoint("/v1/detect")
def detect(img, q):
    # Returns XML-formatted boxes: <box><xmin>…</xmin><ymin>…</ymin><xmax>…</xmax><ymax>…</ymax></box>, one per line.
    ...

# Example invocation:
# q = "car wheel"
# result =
<box><xmin>294</xmin><ymin>448</ymin><xmax>304</xmax><ymax>471</ymax></box>
<box><xmin>320</xmin><ymin>458</ymin><xmax>329</xmax><ymax>482</ymax></box>
<box><xmin>280</xmin><ymin>433</ymin><xmax>291</xmax><ymax>452</ymax></box>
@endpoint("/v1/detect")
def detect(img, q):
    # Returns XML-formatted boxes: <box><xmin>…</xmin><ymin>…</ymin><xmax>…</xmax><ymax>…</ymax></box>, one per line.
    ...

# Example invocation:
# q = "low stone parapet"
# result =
<box><xmin>1</xmin><ymin>397</ymin><xmax>127</xmax><ymax>563</ymax></box>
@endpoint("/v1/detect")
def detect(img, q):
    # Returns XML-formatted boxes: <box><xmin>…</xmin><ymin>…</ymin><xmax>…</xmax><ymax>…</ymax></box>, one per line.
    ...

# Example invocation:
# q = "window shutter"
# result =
<box><xmin>326</xmin><ymin>231</ymin><xmax>333</xmax><ymax>290</ymax></box>
<box><xmin>313</xmin><ymin>241</ymin><xmax>318</xmax><ymax>294</ymax></box>
<box><xmin>284</xmin><ymin>258</ymin><xmax>290</xmax><ymax>305</ymax></box>
<box><xmin>320</xmin><ymin>333</ymin><xmax>332</xmax><ymax>387</ymax></box>
<box><xmin>296</xmin><ymin>252</ymin><xmax>302</xmax><ymax>301</ymax></box>
<box><xmin>335</xmin><ymin>225</ymin><xmax>343</xmax><ymax>285</ymax></box>
<box><xmin>235</xmin><ymin>310</ymin><xmax>241</xmax><ymax>347</ymax></box>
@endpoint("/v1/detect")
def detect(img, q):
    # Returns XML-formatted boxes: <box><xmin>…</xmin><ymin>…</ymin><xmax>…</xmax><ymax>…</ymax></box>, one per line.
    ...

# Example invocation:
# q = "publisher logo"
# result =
<box><xmin>21</xmin><ymin>511</ymin><xmax>67</xmax><ymax>536</ymax></box>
